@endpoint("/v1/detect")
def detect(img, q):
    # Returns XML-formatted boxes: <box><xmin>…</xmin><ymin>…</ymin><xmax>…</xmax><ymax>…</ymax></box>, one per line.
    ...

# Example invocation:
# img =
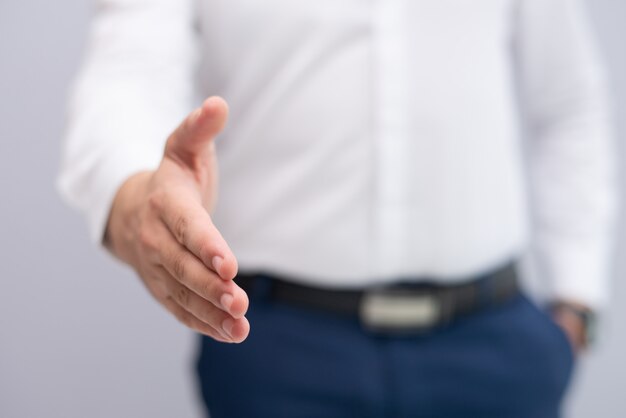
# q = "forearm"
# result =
<box><xmin>515</xmin><ymin>0</ymin><xmax>617</xmax><ymax>310</ymax></box>
<box><xmin>57</xmin><ymin>0</ymin><xmax>197</xmax><ymax>245</ymax></box>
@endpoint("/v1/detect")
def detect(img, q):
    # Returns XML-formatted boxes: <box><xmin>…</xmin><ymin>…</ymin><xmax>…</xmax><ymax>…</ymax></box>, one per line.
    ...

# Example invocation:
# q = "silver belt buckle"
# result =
<box><xmin>359</xmin><ymin>289</ymin><xmax>441</xmax><ymax>333</ymax></box>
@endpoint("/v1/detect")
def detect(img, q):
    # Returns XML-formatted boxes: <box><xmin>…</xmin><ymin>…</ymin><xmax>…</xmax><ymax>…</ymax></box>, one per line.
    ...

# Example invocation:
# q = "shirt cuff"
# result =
<box><xmin>534</xmin><ymin>232</ymin><xmax>615</xmax><ymax>311</ymax></box>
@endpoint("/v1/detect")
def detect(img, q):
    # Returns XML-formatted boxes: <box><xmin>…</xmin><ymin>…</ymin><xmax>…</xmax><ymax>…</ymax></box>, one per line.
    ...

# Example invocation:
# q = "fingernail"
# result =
<box><xmin>220</xmin><ymin>293</ymin><xmax>234</xmax><ymax>312</ymax></box>
<box><xmin>222</xmin><ymin>318</ymin><xmax>234</xmax><ymax>339</ymax></box>
<box><xmin>212</xmin><ymin>256</ymin><xmax>223</xmax><ymax>274</ymax></box>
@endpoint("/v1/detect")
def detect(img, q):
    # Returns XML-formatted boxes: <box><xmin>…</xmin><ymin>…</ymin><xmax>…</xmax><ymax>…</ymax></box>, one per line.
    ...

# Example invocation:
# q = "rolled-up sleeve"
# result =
<box><xmin>57</xmin><ymin>0</ymin><xmax>198</xmax><ymax>244</ymax></box>
<box><xmin>514</xmin><ymin>0</ymin><xmax>617</xmax><ymax>309</ymax></box>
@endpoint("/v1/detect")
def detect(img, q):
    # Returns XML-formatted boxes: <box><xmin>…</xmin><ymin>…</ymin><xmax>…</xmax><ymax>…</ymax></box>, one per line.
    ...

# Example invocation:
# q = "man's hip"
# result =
<box><xmin>195</xmin><ymin>264</ymin><xmax>575</xmax><ymax>418</ymax></box>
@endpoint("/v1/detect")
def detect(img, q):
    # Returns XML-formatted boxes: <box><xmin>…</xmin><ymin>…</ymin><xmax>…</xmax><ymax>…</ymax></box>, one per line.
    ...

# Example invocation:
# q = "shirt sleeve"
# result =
<box><xmin>513</xmin><ymin>0</ymin><xmax>617</xmax><ymax>309</ymax></box>
<box><xmin>57</xmin><ymin>0</ymin><xmax>198</xmax><ymax>244</ymax></box>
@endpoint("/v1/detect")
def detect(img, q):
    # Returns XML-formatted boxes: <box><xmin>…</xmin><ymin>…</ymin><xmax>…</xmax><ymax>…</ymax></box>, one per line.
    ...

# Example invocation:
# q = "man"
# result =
<box><xmin>58</xmin><ymin>0</ymin><xmax>615</xmax><ymax>417</ymax></box>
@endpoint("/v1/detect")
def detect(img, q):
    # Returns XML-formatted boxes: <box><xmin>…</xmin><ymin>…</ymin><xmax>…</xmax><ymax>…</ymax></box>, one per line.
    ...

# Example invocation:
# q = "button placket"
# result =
<box><xmin>372</xmin><ymin>0</ymin><xmax>412</xmax><ymax>276</ymax></box>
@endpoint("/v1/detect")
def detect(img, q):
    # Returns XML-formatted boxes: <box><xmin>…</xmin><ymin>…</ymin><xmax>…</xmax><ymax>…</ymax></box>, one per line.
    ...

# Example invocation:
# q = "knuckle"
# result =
<box><xmin>137</xmin><ymin>225</ymin><xmax>157</xmax><ymax>251</ymax></box>
<box><xmin>173</xmin><ymin>285</ymin><xmax>190</xmax><ymax>307</ymax></box>
<box><xmin>198</xmin><ymin>277</ymin><xmax>220</xmax><ymax>301</ymax></box>
<box><xmin>145</xmin><ymin>274</ymin><xmax>167</xmax><ymax>299</ymax></box>
<box><xmin>171</xmin><ymin>253</ymin><xmax>187</xmax><ymax>280</ymax></box>
<box><xmin>147</xmin><ymin>190</ymin><xmax>164</xmax><ymax>212</ymax></box>
<box><xmin>173</xmin><ymin>214</ymin><xmax>189</xmax><ymax>243</ymax></box>
<box><xmin>164</xmin><ymin>134</ymin><xmax>179</xmax><ymax>156</ymax></box>
<box><xmin>199</xmin><ymin>304</ymin><xmax>221</xmax><ymax>325</ymax></box>
<box><xmin>197</xmin><ymin>241</ymin><xmax>214</xmax><ymax>265</ymax></box>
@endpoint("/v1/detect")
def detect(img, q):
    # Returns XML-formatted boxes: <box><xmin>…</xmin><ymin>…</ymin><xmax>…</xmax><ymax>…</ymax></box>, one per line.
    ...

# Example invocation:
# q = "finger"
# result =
<box><xmin>155</xmin><ymin>187</ymin><xmax>238</xmax><ymax>281</ymax></box>
<box><xmin>155</xmin><ymin>266</ymin><xmax>250</xmax><ymax>342</ymax></box>
<box><xmin>154</xmin><ymin>222</ymin><xmax>248</xmax><ymax>319</ymax></box>
<box><xmin>161</xmin><ymin>296</ymin><xmax>236</xmax><ymax>343</ymax></box>
<box><xmin>164</xmin><ymin>96</ymin><xmax>229</xmax><ymax>170</ymax></box>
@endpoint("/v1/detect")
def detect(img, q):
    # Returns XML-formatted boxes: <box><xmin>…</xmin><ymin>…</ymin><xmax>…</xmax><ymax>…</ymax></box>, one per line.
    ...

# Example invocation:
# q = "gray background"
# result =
<box><xmin>0</xmin><ymin>1</ymin><xmax>623</xmax><ymax>417</ymax></box>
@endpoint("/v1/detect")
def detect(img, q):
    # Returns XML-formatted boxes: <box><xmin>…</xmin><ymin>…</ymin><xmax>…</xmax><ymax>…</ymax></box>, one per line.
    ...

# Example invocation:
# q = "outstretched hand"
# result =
<box><xmin>105</xmin><ymin>97</ymin><xmax>249</xmax><ymax>343</ymax></box>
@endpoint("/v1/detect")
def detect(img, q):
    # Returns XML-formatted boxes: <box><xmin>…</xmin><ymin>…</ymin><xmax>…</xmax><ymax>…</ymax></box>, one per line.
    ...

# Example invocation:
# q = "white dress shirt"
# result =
<box><xmin>58</xmin><ymin>0</ymin><xmax>616</xmax><ymax>308</ymax></box>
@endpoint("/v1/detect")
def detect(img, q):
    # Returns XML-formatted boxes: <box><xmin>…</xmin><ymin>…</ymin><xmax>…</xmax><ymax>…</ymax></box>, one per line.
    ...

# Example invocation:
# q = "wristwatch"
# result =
<box><xmin>550</xmin><ymin>302</ymin><xmax>598</xmax><ymax>348</ymax></box>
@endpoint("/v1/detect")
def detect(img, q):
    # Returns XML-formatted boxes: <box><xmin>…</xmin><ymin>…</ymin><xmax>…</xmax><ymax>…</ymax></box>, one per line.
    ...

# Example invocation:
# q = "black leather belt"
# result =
<box><xmin>235</xmin><ymin>261</ymin><xmax>519</xmax><ymax>334</ymax></box>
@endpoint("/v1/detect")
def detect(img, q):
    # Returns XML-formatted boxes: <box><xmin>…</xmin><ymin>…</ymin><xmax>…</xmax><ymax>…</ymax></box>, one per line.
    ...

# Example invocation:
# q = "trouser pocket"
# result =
<box><xmin>519</xmin><ymin>295</ymin><xmax>577</xmax><ymax>400</ymax></box>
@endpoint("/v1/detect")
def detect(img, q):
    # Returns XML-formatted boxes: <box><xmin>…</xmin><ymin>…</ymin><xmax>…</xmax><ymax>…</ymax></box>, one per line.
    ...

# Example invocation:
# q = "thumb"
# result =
<box><xmin>164</xmin><ymin>96</ymin><xmax>229</xmax><ymax>169</ymax></box>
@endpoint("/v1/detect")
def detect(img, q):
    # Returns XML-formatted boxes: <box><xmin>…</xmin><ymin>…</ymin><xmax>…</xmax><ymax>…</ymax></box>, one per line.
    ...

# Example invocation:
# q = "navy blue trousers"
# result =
<box><xmin>195</xmin><ymin>282</ymin><xmax>575</xmax><ymax>418</ymax></box>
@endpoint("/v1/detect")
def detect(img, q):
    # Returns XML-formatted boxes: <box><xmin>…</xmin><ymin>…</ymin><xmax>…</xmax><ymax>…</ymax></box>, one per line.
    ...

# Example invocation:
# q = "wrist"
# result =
<box><xmin>104</xmin><ymin>170</ymin><xmax>154</xmax><ymax>264</ymax></box>
<box><xmin>549</xmin><ymin>300</ymin><xmax>597</xmax><ymax>351</ymax></box>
